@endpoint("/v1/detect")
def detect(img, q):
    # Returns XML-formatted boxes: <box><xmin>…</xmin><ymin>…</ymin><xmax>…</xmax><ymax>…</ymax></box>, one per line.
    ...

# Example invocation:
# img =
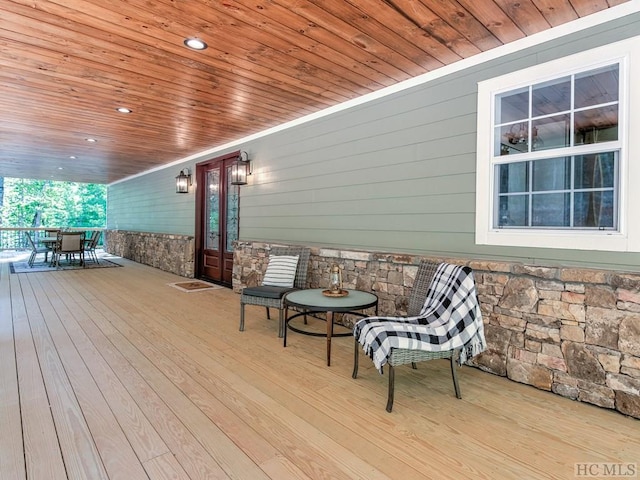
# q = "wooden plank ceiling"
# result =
<box><xmin>0</xmin><ymin>0</ymin><xmax>631</xmax><ymax>184</ymax></box>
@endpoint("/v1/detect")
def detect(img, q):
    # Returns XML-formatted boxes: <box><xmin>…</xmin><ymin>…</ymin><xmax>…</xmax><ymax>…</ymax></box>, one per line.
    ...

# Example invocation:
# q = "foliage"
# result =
<box><xmin>0</xmin><ymin>178</ymin><xmax>107</xmax><ymax>228</ymax></box>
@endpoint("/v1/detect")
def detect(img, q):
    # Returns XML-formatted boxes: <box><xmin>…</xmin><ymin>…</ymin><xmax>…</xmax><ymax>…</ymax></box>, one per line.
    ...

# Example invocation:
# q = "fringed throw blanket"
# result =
<box><xmin>354</xmin><ymin>263</ymin><xmax>486</xmax><ymax>373</ymax></box>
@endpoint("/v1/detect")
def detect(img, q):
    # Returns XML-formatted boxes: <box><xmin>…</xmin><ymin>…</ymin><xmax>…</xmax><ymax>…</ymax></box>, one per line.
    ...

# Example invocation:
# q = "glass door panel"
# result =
<box><xmin>205</xmin><ymin>168</ymin><xmax>220</xmax><ymax>251</ymax></box>
<box><xmin>226</xmin><ymin>165</ymin><xmax>239</xmax><ymax>252</ymax></box>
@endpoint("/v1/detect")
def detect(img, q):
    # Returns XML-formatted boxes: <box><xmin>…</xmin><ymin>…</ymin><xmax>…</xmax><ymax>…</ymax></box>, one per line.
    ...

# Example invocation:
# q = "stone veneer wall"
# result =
<box><xmin>233</xmin><ymin>241</ymin><xmax>640</xmax><ymax>419</ymax></box>
<box><xmin>104</xmin><ymin>230</ymin><xmax>195</xmax><ymax>277</ymax></box>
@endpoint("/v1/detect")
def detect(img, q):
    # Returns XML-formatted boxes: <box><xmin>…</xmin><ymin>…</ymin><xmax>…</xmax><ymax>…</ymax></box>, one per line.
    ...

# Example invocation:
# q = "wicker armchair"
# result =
<box><xmin>239</xmin><ymin>246</ymin><xmax>310</xmax><ymax>337</ymax></box>
<box><xmin>352</xmin><ymin>260</ymin><xmax>462</xmax><ymax>412</ymax></box>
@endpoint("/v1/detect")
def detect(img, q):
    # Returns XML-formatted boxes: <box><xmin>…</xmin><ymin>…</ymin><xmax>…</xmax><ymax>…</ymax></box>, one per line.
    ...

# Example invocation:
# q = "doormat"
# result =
<box><xmin>167</xmin><ymin>280</ymin><xmax>223</xmax><ymax>292</ymax></box>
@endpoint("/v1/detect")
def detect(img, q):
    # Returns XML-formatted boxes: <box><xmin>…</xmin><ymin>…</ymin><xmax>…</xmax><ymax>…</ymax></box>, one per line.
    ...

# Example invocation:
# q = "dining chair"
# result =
<box><xmin>352</xmin><ymin>261</ymin><xmax>486</xmax><ymax>412</ymax></box>
<box><xmin>25</xmin><ymin>232</ymin><xmax>50</xmax><ymax>267</ymax></box>
<box><xmin>83</xmin><ymin>230</ymin><xmax>102</xmax><ymax>264</ymax></box>
<box><xmin>239</xmin><ymin>246</ymin><xmax>310</xmax><ymax>337</ymax></box>
<box><xmin>52</xmin><ymin>231</ymin><xmax>86</xmax><ymax>268</ymax></box>
<box><xmin>41</xmin><ymin>229</ymin><xmax>60</xmax><ymax>256</ymax></box>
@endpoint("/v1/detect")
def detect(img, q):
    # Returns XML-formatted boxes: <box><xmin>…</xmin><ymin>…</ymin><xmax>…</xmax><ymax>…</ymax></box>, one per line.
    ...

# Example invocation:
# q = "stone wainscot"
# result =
<box><xmin>105</xmin><ymin>230</ymin><xmax>194</xmax><ymax>278</ymax></box>
<box><xmin>233</xmin><ymin>241</ymin><xmax>640</xmax><ymax>419</ymax></box>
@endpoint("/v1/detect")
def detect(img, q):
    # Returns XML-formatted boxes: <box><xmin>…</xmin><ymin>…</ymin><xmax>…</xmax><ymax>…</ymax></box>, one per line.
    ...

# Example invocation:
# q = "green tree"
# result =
<box><xmin>76</xmin><ymin>183</ymin><xmax>107</xmax><ymax>226</ymax></box>
<box><xmin>0</xmin><ymin>178</ymin><xmax>106</xmax><ymax>228</ymax></box>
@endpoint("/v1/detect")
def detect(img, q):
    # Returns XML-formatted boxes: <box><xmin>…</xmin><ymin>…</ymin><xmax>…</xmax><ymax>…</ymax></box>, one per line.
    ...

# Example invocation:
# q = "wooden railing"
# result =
<box><xmin>0</xmin><ymin>227</ymin><xmax>104</xmax><ymax>250</ymax></box>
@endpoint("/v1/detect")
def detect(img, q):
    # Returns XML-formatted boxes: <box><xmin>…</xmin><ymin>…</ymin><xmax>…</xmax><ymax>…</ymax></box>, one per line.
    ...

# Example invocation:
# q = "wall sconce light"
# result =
<box><xmin>175</xmin><ymin>168</ymin><xmax>192</xmax><ymax>193</ymax></box>
<box><xmin>230</xmin><ymin>151</ymin><xmax>252</xmax><ymax>185</ymax></box>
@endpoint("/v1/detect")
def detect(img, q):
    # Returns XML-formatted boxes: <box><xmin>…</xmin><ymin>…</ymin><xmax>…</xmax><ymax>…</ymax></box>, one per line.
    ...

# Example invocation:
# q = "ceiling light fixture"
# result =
<box><xmin>503</xmin><ymin>122</ymin><xmax>544</xmax><ymax>152</ymax></box>
<box><xmin>85</xmin><ymin>138</ymin><xmax>97</xmax><ymax>143</ymax></box>
<box><xmin>116</xmin><ymin>107</ymin><xmax>132</xmax><ymax>113</ymax></box>
<box><xmin>184</xmin><ymin>37</ymin><xmax>208</xmax><ymax>50</ymax></box>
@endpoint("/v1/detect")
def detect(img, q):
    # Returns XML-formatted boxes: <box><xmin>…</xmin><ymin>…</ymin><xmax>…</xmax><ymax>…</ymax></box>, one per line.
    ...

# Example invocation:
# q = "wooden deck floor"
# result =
<box><xmin>1</xmin><ymin>256</ymin><xmax>638</xmax><ymax>480</ymax></box>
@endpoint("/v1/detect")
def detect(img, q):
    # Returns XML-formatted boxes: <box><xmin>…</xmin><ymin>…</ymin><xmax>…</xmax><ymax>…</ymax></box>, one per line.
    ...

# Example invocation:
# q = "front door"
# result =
<box><xmin>195</xmin><ymin>152</ymin><xmax>240</xmax><ymax>286</ymax></box>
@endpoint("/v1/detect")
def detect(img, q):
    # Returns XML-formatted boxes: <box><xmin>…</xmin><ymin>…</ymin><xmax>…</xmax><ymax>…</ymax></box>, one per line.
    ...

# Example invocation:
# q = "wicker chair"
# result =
<box><xmin>239</xmin><ymin>246</ymin><xmax>310</xmax><ymax>337</ymax></box>
<box><xmin>352</xmin><ymin>260</ymin><xmax>462</xmax><ymax>412</ymax></box>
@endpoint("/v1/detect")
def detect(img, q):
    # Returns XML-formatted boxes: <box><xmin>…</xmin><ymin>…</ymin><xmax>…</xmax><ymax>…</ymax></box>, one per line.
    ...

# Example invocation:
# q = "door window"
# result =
<box><xmin>205</xmin><ymin>168</ymin><xmax>220</xmax><ymax>251</ymax></box>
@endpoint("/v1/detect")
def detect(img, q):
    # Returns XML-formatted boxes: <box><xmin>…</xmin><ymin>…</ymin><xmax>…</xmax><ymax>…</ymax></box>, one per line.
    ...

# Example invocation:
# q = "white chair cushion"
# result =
<box><xmin>262</xmin><ymin>255</ymin><xmax>299</xmax><ymax>288</ymax></box>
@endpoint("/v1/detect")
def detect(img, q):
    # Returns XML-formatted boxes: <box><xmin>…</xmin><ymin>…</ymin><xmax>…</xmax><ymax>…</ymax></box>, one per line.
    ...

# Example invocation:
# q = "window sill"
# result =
<box><xmin>476</xmin><ymin>228</ymin><xmax>631</xmax><ymax>252</ymax></box>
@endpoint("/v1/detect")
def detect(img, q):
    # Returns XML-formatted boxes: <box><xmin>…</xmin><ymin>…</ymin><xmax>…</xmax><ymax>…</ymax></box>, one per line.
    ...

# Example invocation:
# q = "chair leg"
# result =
<box><xmin>386</xmin><ymin>365</ymin><xmax>395</xmax><ymax>413</ymax></box>
<box><xmin>352</xmin><ymin>338</ymin><xmax>359</xmax><ymax>379</ymax></box>
<box><xmin>450</xmin><ymin>352</ymin><xmax>462</xmax><ymax>399</ymax></box>
<box><xmin>265</xmin><ymin>307</ymin><xmax>271</xmax><ymax>320</ymax></box>
<box><xmin>239</xmin><ymin>302</ymin><xmax>245</xmax><ymax>331</ymax></box>
<box><xmin>277</xmin><ymin>308</ymin><xmax>284</xmax><ymax>338</ymax></box>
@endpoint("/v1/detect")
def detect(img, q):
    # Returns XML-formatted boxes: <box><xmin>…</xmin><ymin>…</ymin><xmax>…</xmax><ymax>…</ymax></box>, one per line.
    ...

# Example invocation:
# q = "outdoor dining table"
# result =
<box><xmin>39</xmin><ymin>234</ymin><xmax>92</xmax><ymax>247</ymax></box>
<box><xmin>39</xmin><ymin>236</ymin><xmax>58</xmax><ymax>246</ymax></box>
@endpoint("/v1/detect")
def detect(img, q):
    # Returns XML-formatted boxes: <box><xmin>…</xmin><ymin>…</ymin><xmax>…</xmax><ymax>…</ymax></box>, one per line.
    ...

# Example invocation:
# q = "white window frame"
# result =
<box><xmin>476</xmin><ymin>36</ymin><xmax>640</xmax><ymax>252</ymax></box>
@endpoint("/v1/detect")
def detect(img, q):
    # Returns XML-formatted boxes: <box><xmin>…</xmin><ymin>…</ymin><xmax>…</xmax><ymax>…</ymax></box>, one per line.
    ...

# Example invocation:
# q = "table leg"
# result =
<box><xmin>283</xmin><ymin>306</ymin><xmax>288</xmax><ymax>347</ymax></box>
<box><xmin>326</xmin><ymin>311</ymin><xmax>334</xmax><ymax>366</ymax></box>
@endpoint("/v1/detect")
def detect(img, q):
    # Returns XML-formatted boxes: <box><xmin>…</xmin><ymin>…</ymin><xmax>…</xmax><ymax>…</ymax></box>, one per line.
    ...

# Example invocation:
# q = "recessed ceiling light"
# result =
<box><xmin>184</xmin><ymin>37</ymin><xmax>207</xmax><ymax>50</ymax></box>
<box><xmin>85</xmin><ymin>138</ymin><xmax>97</xmax><ymax>143</ymax></box>
<box><xmin>58</xmin><ymin>167</ymin><xmax>63</xmax><ymax>170</ymax></box>
<box><xmin>116</xmin><ymin>107</ymin><xmax>132</xmax><ymax>113</ymax></box>
<box><xmin>69</xmin><ymin>155</ymin><xmax>76</xmax><ymax>159</ymax></box>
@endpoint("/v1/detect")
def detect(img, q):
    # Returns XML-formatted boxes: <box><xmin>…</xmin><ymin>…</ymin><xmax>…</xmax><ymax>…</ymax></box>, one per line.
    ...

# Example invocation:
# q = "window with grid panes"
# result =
<box><xmin>494</xmin><ymin>64</ymin><xmax>619</xmax><ymax>230</ymax></box>
<box><xmin>475</xmin><ymin>37</ymin><xmax>640</xmax><ymax>252</ymax></box>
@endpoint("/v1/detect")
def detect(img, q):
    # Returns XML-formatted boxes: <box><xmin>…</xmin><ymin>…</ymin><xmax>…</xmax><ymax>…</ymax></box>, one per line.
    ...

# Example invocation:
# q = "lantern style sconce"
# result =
<box><xmin>175</xmin><ymin>168</ymin><xmax>192</xmax><ymax>193</ymax></box>
<box><xmin>230</xmin><ymin>151</ymin><xmax>252</xmax><ymax>185</ymax></box>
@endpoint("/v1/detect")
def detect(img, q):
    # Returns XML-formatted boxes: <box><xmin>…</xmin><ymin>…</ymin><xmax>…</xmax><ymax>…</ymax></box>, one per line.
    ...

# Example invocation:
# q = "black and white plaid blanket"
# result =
<box><xmin>354</xmin><ymin>263</ymin><xmax>486</xmax><ymax>372</ymax></box>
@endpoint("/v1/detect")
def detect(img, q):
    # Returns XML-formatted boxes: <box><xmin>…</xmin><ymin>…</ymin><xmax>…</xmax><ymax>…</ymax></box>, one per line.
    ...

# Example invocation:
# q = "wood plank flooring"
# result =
<box><xmin>1</xmin><ymin>256</ymin><xmax>638</xmax><ymax>480</ymax></box>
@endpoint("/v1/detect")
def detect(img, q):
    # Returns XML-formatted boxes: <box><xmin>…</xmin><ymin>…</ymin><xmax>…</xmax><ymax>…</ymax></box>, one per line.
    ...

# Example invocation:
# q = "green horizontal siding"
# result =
<box><xmin>108</xmin><ymin>168</ymin><xmax>194</xmax><ymax>235</ymax></box>
<box><xmin>107</xmin><ymin>11</ymin><xmax>640</xmax><ymax>271</ymax></box>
